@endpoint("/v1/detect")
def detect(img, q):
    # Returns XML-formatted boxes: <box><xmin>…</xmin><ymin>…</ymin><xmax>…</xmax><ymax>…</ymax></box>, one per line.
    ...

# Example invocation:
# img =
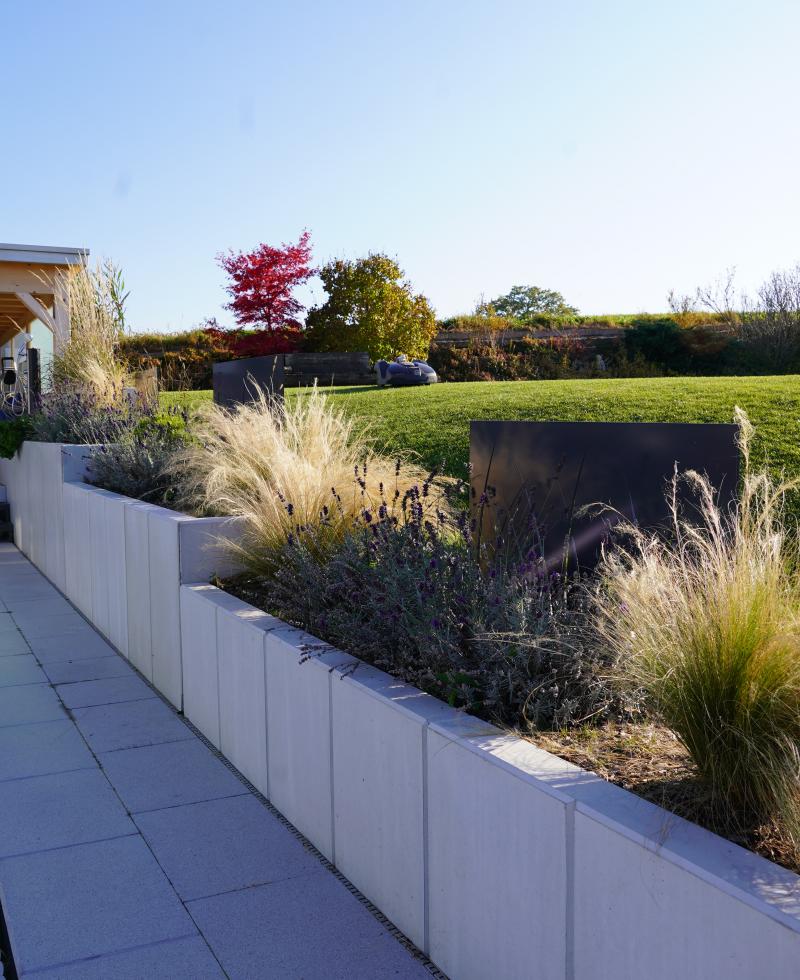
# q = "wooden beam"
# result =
<box><xmin>15</xmin><ymin>292</ymin><xmax>56</xmax><ymax>333</ymax></box>
<box><xmin>0</xmin><ymin>262</ymin><xmax>58</xmax><ymax>294</ymax></box>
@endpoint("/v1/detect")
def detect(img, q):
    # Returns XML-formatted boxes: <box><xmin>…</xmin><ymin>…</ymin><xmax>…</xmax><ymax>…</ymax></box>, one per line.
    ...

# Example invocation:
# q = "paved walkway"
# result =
<box><xmin>0</xmin><ymin>543</ymin><xmax>434</xmax><ymax>979</ymax></box>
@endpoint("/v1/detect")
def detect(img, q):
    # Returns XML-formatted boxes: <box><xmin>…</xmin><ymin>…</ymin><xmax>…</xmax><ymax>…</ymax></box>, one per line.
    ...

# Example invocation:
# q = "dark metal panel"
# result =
<box><xmin>470</xmin><ymin>420</ymin><xmax>740</xmax><ymax>570</ymax></box>
<box><xmin>212</xmin><ymin>355</ymin><xmax>285</xmax><ymax>409</ymax></box>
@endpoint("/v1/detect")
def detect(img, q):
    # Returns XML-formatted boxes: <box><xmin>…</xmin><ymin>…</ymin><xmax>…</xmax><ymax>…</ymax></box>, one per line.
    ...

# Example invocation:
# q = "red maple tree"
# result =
<box><xmin>217</xmin><ymin>231</ymin><xmax>314</xmax><ymax>330</ymax></box>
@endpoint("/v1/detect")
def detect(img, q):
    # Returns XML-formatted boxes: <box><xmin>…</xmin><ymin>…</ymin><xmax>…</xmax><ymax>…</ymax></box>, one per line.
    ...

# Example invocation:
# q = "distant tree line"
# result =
<box><xmin>119</xmin><ymin>231</ymin><xmax>800</xmax><ymax>387</ymax></box>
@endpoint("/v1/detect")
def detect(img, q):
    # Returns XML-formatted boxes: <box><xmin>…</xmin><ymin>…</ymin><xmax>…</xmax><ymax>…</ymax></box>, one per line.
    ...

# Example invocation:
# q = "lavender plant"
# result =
<box><xmin>31</xmin><ymin>386</ymin><xmax>142</xmax><ymax>445</ymax></box>
<box><xmin>241</xmin><ymin>476</ymin><xmax>622</xmax><ymax>730</ymax></box>
<box><xmin>87</xmin><ymin>409</ymin><xmax>190</xmax><ymax>506</ymax></box>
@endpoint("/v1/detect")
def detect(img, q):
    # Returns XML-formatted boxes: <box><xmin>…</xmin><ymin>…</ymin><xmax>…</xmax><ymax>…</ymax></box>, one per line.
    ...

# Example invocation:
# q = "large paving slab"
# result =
<box><xmin>0</xmin><ymin>768</ymin><xmax>134</xmax><ymax>857</ymax></box>
<box><xmin>6</xmin><ymin>595</ymin><xmax>76</xmax><ymax>618</ymax></box>
<box><xmin>27</xmin><ymin>935</ymin><xmax>226</xmax><ymax>979</ymax></box>
<box><xmin>0</xmin><ymin>581</ymin><xmax>62</xmax><ymax>605</ymax></box>
<box><xmin>99</xmin><ymin>738</ymin><xmax>248</xmax><ymax>813</ymax></box>
<box><xmin>0</xmin><ymin>683</ymin><xmax>66</xmax><ymax>727</ymax></box>
<box><xmin>0</xmin><ymin>545</ymin><xmax>431</xmax><ymax>979</ymax></box>
<box><xmin>0</xmin><ymin>653</ymin><xmax>47</xmax><ymax>687</ymax></box>
<box><xmin>187</xmin><ymin>869</ymin><xmax>434</xmax><ymax>979</ymax></box>
<box><xmin>71</xmin><ymin>697</ymin><xmax>194</xmax><ymax>752</ymax></box>
<box><xmin>0</xmin><ymin>836</ymin><xmax>197</xmax><ymax>974</ymax></box>
<box><xmin>0</xmin><ymin>719</ymin><xmax>95</xmax><ymax>781</ymax></box>
<box><xmin>0</xmin><ymin>612</ymin><xmax>20</xmax><ymax>634</ymax></box>
<box><xmin>41</xmin><ymin>654</ymin><xmax>136</xmax><ymax>685</ymax></box>
<box><xmin>55</xmin><ymin>674</ymin><xmax>155</xmax><ymax>709</ymax></box>
<box><xmin>134</xmin><ymin>794</ymin><xmax>321</xmax><ymax>900</ymax></box>
<box><xmin>10</xmin><ymin>610</ymin><xmax>95</xmax><ymax>639</ymax></box>
<box><xmin>28</xmin><ymin>630</ymin><xmax>116</xmax><ymax>662</ymax></box>
<box><xmin>0</xmin><ymin>631</ymin><xmax>30</xmax><ymax>656</ymax></box>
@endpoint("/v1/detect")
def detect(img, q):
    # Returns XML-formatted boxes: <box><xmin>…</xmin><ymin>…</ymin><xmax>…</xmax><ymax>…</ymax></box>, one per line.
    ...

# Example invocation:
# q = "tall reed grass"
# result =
<box><xmin>49</xmin><ymin>261</ymin><xmax>128</xmax><ymax>402</ymax></box>
<box><xmin>595</xmin><ymin>410</ymin><xmax>800</xmax><ymax>847</ymax></box>
<box><xmin>169</xmin><ymin>385</ymin><xmax>437</xmax><ymax>573</ymax></box>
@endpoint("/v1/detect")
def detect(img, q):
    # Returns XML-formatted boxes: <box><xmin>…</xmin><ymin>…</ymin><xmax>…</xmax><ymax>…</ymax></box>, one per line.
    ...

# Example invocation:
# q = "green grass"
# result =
<box><xmin>161</xmin><ymin>375</ymin><xmax>800</xmax><ymax>486</ymax></box>
<box><xmin>161</xmin><ymin>389</ymin><xmax>214</xmax><ymax>412</ymax></box>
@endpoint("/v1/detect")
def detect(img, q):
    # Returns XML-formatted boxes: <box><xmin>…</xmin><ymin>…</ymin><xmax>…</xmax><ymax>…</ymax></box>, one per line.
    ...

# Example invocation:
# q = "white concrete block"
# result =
<box><xmin>216</xmin><ymin>598</ymin><xmax>281</xmax><ymax>796</ymax></box>
<box><xmin>62</xmin><ymin>482</ymin><xmax>93</xmax><ymax>617</ymax></box>
<box><xmin>88</xmin><ymin>488</ymin><xmax>111</xmax><ymax>640</ymax></box>
<box><xmin>148</xmin><ymin>508</ymin><xmax>189</xmax><ymax>707</ymax></box>
<box><xmin>26</xmin><ymin>443</ymin><xmax>46</xmax><ymax>571</ymax></box>
<box><xmin>20</xmin><ymin>446</ymin><xmax>34</xmax><ymax>557</ymax></box>
<box><xmin>179</xmin><ymin>516</ymin><xmax>245</xmax><ymax>584</ymax></box>
<box><xmin>23</xmin><ymin>443</ymin><xmax>72</xmax><ymax>587</ymax></box>
<box><xmin>330</xmin><ymin>664</ymin><xmax>459</xmax><ymax>950</ymax></box>
<box><xmin>62</xmin><ymin>481</ymin><xmax>128</xmax><ymax>655</ymax></box>
<box><xmin>62</xmin><ymin>481</ymin><xmax>81</xmax><ymax>608</ymax></box>
<box><xmin>102</xmin><ymin>491</ymin><xmax>129</xmax><ymax>657</ymax></box>
<box><xmin>3</xmin><ymin>448</ymin><xmax>27</xmax><ymax>552</ymax></box>
<box><xmin>11</xmin><ymin>448</ymin><xmax>26</xmax><ymax>557</ymax></box>
<box><xmin>61</xmin><ymin>444</ymin><xmax>97</xmax><ymax>485</ymax></box>
<box><xmin>180</xmin><ymin>584</ymin><xmax>240</xmax><ymax>747</ymax></box>
<box><xmin>124</xmin><ymin>500</ymin><xmax>160</xmax><ymax>678</ymax></box>
<box><xmin>0</xmin><ymin>443</ymin><xmax>97</xmax><ymax>587</ymax></box>
<box><xmin>17</xmin><ymin>443</ymin><xmax>37</xmax><ymax>565</ymax></box>
<box><xmin>265</xmin><ymin>628</ymin><xmax>355</xmax><ymax>861</ymax></box>
<box><xmin>491</xmin><ymin>734</ymin><xmax>800</xmax><ymax>978</ymax></box>
<box><xmin>0</xmin><ymin>443</ymin><xmax>96</xmax><ymax>588</ymax></box>
<box><xmin>426</xmin><ymin>718</ymin><xmax>571</xmax><ymax>980</ymax></box>
<box><xmin>40</xmin><ymin>444</ymin><xmax>62</xmax><ymax>586</ymax></box>
<box><xmin>55</xmin><ymin>446</ymin><xmax>97</xmax><ymax>591</ymax></box>
<box><xmin>573</xmin><ymin>803</ymin><xmax>800</xmax><ymax>980</ymax></box>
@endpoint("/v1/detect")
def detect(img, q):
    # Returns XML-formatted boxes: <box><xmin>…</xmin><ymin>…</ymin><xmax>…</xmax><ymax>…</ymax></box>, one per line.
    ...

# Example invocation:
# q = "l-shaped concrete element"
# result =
<box><xmin>1</xmin><ymin>441</ymin><xmax>799</xmax><ymax>980</ymax></box>
<box><xmin>0</xmin><ymin>444</ymin><xmax>240</xmax><ymax>709</ymax></box>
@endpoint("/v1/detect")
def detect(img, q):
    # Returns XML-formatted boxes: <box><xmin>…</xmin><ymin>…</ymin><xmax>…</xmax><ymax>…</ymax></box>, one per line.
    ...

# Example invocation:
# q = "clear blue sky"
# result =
<box><xmin>3</xmin><ymin>1</ymin><xmax>799</xmax><ymax>331</ymax></box>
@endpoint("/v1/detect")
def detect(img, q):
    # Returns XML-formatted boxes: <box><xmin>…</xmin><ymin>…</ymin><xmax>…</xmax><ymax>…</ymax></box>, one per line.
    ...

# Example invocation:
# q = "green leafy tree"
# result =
<box><xmin>305</xmin><ymin>254</ymin><xmax>437</xmax><ymax>361</ymax></box>
<box><xmin>481</xmin><ymin>284</ymin><xmax>578</xmax><ymax>322</ymax></box>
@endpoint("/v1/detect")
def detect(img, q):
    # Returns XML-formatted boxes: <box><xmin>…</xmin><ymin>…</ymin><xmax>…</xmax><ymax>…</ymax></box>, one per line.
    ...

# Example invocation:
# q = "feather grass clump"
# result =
<box><xmin>169</xmin><ymin>384</ymin><xmax>438</xmax><ymax>573</ymax></box>
<box><xmin>596</xmin><ymin>409</ymin><xmax>800</xmax><ymax>851</ymax></box>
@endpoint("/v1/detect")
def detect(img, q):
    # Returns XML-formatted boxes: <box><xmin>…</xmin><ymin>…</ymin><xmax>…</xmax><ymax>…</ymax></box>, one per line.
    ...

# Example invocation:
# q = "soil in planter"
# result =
<box><xmin>527</xmin><ymin>722</ymin><xmax>798</xmax><ymax>874</ymax></box>
<box><xmin>220</xmin><ymin>575</ymin><xmax>799</xmax><ymax>876</ymax></box>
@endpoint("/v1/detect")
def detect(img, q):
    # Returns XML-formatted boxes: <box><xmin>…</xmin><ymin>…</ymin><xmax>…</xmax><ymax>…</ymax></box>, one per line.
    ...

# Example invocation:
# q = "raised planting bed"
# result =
<box><xmin>0</xmin><ymin>441</ymin><xmax>799</xmax><ymax>978</ymax></box>
<box><xmin>179</xmin><ymin>581</ymin><xmax>800</xmax><ymax>980</ymax></box>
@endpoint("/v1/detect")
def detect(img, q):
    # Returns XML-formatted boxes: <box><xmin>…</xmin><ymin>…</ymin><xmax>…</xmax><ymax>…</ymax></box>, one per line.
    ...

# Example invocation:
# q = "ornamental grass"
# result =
<box><xmin>595</xmin><ymin>410</ymin><xmax>800</xmax><ymax>849</ymax></box>
<box><xmin>49</xmin><ymin>261</ymin><xmax>129</xmax><ymax>403</ymax></box>
<box><xmin>168</xmin><ymin>384</ymin><xmax>437</xmax><ymax>573</ymax></box>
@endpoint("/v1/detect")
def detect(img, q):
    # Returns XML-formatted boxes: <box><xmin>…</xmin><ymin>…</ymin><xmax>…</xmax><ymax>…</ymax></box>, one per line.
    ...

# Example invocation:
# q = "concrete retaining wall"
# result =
<box><xmin>2</xmin><ymin>442</ymin><xmax>799</xmax><ymax>979</ymax></box>
<box><xmin>178</xmin><ymin>584</ymin><xmax>800</xmax><ymax>979</ymax></box>
<box><xmin>1</xmin><ymin>443</ymin><xmax>240</xmax><ymax>710</ymax></box>
<box><xmin>0</xmin><ymin>442</ymin><xmax>96</xmax><ymax>593</ymax></box>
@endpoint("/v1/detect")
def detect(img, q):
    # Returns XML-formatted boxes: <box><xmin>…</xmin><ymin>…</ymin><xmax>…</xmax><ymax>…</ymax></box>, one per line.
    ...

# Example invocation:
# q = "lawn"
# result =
<box><xmin>162</xmin><ymin>375</ymin><xmax>800</xmax><ymax>486</ymax></box>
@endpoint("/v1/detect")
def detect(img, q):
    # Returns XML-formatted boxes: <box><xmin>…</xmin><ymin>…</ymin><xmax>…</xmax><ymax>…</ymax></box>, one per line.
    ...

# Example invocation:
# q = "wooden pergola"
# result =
<box><xmin>0</xmin><ymin>243</ymin><xmax>88</xmax><ymax>355</ymax></box>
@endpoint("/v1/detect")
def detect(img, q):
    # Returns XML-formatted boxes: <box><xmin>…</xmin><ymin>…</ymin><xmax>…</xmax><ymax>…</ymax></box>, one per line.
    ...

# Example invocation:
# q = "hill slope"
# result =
<box><xmin>163</xmin><ymin>375</ymin><xmax>800</xmax><ymax>489</ymax></box>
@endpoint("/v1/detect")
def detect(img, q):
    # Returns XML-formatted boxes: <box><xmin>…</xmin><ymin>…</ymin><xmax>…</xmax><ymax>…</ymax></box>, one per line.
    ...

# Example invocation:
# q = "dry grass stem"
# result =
<box><xmin>47</xmin><ymin>262</ymin><xmax>128</xmax><ymax>402</ymax></box>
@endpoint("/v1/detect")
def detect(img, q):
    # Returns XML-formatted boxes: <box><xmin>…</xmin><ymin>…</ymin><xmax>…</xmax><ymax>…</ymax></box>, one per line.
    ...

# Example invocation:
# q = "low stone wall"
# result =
<box><xmin>1</xmin><ymin>442</ymin><xmax>799</xmax><ymax>980</ymax></box>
